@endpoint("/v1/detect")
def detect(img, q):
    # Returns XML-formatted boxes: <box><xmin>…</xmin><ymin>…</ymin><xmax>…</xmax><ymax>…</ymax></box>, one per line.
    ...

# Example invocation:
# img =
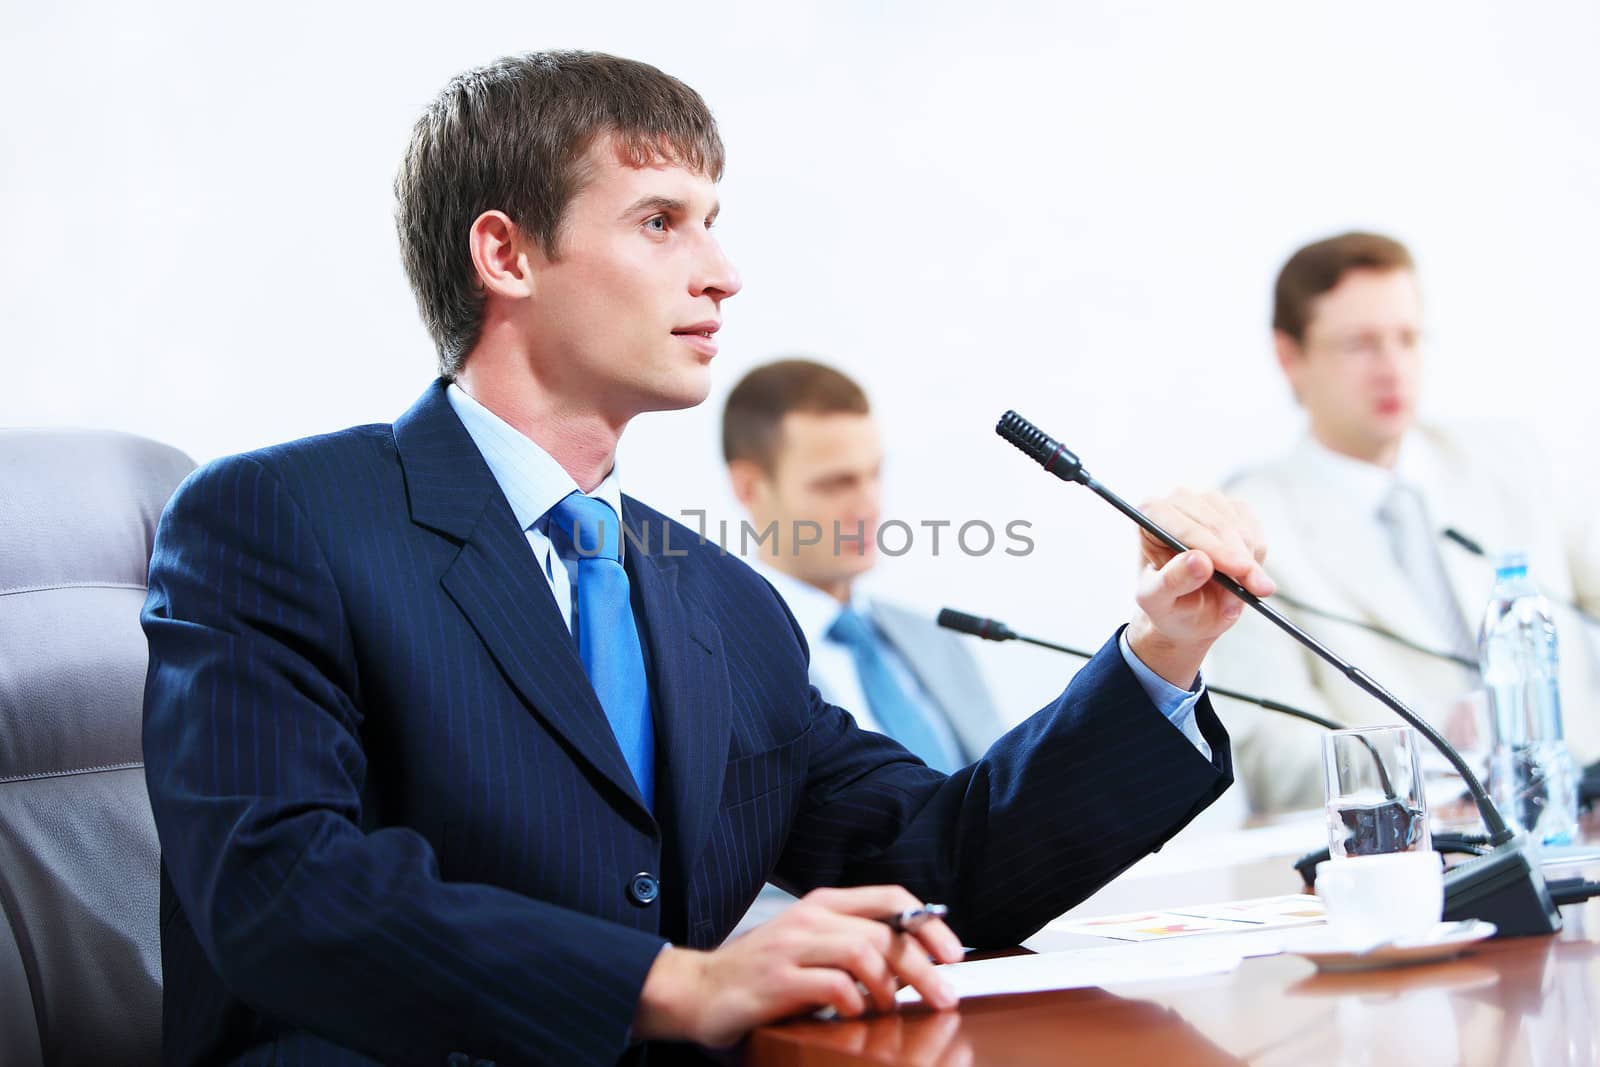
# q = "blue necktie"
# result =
<box><xmin>549</xmin><ymin>492</ymin><xmax>654</xmax><ymax>809</ymax></box>
<box><xmin>827</xmin><ymin>607</ymin><xmax>961</xmax><ymax>773</ymax></box>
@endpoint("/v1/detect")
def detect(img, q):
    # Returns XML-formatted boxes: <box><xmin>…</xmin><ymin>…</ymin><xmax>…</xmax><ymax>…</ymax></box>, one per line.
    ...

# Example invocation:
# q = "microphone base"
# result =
<box><xmin>1442</xmin><ymin>839</ymin><xmax>1563</xmax><ymax>937</ymax></box>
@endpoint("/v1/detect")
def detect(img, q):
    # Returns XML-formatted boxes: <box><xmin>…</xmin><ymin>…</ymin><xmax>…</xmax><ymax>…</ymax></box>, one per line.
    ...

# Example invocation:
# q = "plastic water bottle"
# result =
<box><xmin>1476</xmin><ymin>552</ymin><xmax>1580</xmax><ymax>844</ymax></box>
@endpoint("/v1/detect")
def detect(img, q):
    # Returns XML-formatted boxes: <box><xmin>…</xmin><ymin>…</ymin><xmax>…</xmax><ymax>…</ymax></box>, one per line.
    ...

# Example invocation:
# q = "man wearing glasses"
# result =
<box><xmin>1208</xmin><ymin>231</ymin><xmax>1600</xmax><ymax>814</ymax></box>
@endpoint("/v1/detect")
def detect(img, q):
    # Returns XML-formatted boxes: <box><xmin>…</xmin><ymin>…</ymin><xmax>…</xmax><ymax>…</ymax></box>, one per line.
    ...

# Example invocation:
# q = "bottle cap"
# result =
<box><xmin>1494</xmin><ymin>549</ymin><xmax>1530</xmax><ymax>579</ymax></box>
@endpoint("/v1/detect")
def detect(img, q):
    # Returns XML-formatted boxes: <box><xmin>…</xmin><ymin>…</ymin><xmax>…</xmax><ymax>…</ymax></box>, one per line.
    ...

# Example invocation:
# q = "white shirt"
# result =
<box><xmin>446</xmin><ymin>383</ymin><xmax>623</xmax><ymax>631</ymax></box>
<box><xmin>1296</xmin><ymin>433</ymin><xmax>1441</xmax><ymax>524</ymax></box>
<box><xmin>749</xmin><ymin>561</ymin><xmax>1212</xmax><ymax>761</ymax></box>
<box><xmin>750</xmin><ymin>561</ymin><xmax>962</xmax><ymax>754</ymax></box>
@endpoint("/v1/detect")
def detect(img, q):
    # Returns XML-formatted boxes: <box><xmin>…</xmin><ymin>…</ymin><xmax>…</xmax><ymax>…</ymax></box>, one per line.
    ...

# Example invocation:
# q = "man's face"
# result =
<box><xmin>1276</xmin><ymin>268</ymin><xmax>1423</xmax><ymax>464</ymax></box>
<box><xmin>521</xmin><ymin>138</ymin><xmax>741</xmax><ymax>422</ymax></box>
<box><xmin>738</xmin><ymin>412</ymin><xmax>884</xmax><ymax>592</ymax></box>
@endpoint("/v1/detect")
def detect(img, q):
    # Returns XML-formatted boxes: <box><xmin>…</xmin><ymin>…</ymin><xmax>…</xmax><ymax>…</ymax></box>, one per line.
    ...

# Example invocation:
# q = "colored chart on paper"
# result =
<box><xmin>1047</xmin><ymin>894</ymin><xmax>1326</xmax><ymax>942</ymax></box>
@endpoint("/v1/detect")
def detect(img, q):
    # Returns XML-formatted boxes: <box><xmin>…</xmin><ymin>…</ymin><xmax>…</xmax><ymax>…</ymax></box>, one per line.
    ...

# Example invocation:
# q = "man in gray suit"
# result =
<box><xmin>722</xmin><ymin>359</ymin><xmax>1004</xmax><ymax>769</ymax></box>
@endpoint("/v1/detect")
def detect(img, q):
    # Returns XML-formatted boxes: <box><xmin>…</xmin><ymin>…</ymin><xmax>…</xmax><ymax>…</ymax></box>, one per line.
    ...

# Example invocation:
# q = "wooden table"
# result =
<box><xmin>744</xmin><ymin>827</ymin><xmax>1600</xmax><ymax>1066</ymax></box>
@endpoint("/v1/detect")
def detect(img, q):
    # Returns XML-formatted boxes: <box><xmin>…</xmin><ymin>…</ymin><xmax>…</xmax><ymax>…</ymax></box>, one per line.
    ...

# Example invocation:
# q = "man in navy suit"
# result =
<box><xmin>142</xmin><ymin>51</ymin><xmax>1274</xmax><ymax>1065</ymax></box>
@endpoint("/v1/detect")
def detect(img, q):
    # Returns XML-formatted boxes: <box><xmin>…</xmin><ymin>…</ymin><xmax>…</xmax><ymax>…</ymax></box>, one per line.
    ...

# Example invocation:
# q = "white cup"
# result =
<box><xmin>1315</xmin><ymin>851</ymin><xmax>1444</xmax><ymax>947</ymax></box>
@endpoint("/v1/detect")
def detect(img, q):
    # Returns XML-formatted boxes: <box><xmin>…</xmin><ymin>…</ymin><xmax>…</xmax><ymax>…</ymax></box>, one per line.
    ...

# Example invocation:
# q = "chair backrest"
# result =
<box><xmin>0</xmin><ymin>429</ymin><xmax>194</xmax><ymax>1066</ymax></box>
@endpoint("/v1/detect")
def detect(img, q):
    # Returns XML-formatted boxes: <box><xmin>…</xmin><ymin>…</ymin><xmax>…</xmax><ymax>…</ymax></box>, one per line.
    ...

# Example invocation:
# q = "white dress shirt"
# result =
<box><xmin>1296</xmin><ymin>433</ymin><xmax>1440</xmax><ymax>526</ymax></box>
<box><xmin>750</xmin><ymin>562</ymin><xmax>961</xmax><ymax>749</ymax></box>
<box><xmin>446</xmin><ymin>383</ymin><xmax>623</xmax><ymax>631</ymax></box>
<box><xmin>748</xmin><ymin>561</ymin><xmax>1212</xmax><ymax>761</ymax></box>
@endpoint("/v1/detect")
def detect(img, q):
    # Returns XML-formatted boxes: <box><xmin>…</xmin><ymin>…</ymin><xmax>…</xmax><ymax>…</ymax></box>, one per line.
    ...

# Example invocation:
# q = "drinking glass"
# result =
<box><xmin>1322</xmin><ymin>725</ymin><xmax>1432</xmax><ymax>858</ymax></box>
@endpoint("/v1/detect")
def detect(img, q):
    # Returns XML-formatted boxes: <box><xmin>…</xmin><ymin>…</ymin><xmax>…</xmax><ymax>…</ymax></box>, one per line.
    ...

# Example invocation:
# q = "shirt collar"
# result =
<box><xmin>446</xmin><ymin>382</ymin><xmax>626</xmax><ymax>550</ymax></box>
<box><xmin>747</xmin><ymin>558</ymin><xmax>867</xmax><ymax>645</ymax></box>
<box><xmin>1296</xmin><ymin>431</ymin><xmax>1430</xmax><ymax>518</ymax></box>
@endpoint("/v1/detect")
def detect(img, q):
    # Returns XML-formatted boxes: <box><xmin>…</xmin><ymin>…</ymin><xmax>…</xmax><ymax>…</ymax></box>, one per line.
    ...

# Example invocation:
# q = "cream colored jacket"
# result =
<box><xmin>1207</xmin><ymin>425</ymin><xmax>1600</xmax><ymax>813</ymax></box>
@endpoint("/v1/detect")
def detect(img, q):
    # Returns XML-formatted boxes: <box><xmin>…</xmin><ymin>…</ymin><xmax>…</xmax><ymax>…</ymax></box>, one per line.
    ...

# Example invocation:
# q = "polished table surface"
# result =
<box><xmin>744</xmin><ymin>818</ymin><xmax>1600</xmax><ymax>1066</ymax></box>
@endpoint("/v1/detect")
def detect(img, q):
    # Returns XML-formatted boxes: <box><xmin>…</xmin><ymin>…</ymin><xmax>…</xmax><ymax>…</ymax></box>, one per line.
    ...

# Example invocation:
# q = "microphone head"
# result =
<box><xmin>995</xmin><ymin>411</ymin><xmax>1086</xmax><ymax>483</ymax></box>
<box><xmin>1443</xmin><ymin>527</ymin><xmax>1487</xmax><ymax>557</ymax></box>
<box><xmin>937</xmin><ymin>608</ymin><xmax>1017</xmax><ymax>642</ymax></box>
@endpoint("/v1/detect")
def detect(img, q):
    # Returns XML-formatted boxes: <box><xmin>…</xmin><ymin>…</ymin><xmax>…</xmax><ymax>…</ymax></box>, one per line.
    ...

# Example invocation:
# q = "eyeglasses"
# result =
<box><xmin>1305</xmin><ymin>331</ymin><xmax>1423</xmax><ymax>360</ymax></box>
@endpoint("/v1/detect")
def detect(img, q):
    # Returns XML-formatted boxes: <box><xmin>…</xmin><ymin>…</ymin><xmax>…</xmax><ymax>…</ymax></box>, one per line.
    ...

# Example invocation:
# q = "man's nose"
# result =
<box><xmin>1372</xmin><ymin>336</ymin><xmax>1410</xmax><ymax>375</ymax></box>
<box><xmin>692</xmin><ymin>235</ymin><xmax>742</xmax><ymax>301</ymax></box>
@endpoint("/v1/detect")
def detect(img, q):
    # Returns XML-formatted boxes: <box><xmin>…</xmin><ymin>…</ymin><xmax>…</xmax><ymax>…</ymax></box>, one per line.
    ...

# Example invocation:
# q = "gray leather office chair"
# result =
<box><xmin>0</xmin><ymin>429</ymin><xmax>194</xmax><ymax>1066</ymax></box>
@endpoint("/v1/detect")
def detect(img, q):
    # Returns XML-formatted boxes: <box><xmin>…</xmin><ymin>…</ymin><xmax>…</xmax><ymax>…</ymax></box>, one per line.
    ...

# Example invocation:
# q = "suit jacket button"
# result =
<box><xmin>628</xmin><ymin>872</ymin><xmax>660</xmax><ymax>906</ymax></box>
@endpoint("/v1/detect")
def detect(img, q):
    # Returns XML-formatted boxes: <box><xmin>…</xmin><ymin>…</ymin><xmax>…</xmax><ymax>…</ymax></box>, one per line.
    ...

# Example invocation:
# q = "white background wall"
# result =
<box><xmin>5</xmin><ymin>0</ymin><xmax>1599</xmax><ymax>723</ymax></box>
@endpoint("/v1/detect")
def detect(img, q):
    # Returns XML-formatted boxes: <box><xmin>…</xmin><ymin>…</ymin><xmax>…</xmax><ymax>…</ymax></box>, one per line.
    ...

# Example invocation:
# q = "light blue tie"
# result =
<box><xmin>549</xmin><ymin>492</ymin><xmax>654</xmax><ymax>809</ymax></box>
<box><xmin>827</xmin><ymin>607</ymin><xmax>961</xmax><ymax>773</ymax></box>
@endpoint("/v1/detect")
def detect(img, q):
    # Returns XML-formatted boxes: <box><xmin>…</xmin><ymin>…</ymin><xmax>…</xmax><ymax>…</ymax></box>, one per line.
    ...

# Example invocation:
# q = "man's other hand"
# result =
<box><xmin>1127</xmin><ymin>489</ymin><xmax>1274</xmax><ymax>688</ymax></box>
<box><xmin>631</xmin><ymin>885</ymin><xmax>964</xmax><ymax>1049</ymax></box>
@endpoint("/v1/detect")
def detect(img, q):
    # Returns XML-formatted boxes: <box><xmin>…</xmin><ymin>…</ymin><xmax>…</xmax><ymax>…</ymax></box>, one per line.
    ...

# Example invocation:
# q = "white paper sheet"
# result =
<box><xmin>1024</xmin><ymin>923</ymin><xmax>1302</xmax><ymax>960</ymax></box>
<box><xmin>1039</xmin><ymin>893</ymin><xmax>1326</xmax><ymax>942</ymax></box>
<box><xmin>895</xmin><ymin>938</ymin><xmax>1242</xmax><ymax>1004</ymax></box>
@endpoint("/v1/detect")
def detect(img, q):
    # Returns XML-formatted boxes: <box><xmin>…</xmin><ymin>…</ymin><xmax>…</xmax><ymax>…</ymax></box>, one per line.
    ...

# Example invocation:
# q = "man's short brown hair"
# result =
<box><xmin>395</xmin><ymin>50</ymin><xmax>725</xmax><ymax>377</ymax></box>
<box><xmin>1273</xmin><ymin>232</ymin><xmax>1415</xmax><ymax>343</ymax></box>
<box><xmin>722</xmin><ymin>360</ymin><xmax>871</xmax><ymax>471</ymax></box>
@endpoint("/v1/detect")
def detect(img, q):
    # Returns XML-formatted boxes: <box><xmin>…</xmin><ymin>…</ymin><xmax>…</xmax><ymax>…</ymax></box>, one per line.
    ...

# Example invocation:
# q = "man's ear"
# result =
<box><xmin>1273</xmin><ymin>329</ymin><xmax>1306</xmax><ymax>404</ymax></box>
<box><xmin>1272</xmin><ymin>329</ymin><xmax>1304</xmax><ymax>371</ymax></box>
<box><xmin>727</xmin><ymin>458</ymin><xmax>769</xmax><ymax>510</ymax></box>
<box><xmin>468</xmin><ymin>210</ymin><xmax>536</xmax><ymax>300</ymax></box>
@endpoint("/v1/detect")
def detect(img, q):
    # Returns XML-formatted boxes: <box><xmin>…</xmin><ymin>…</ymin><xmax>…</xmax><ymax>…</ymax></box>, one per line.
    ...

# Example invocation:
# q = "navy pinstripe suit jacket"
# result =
<box><xmin>141</xmin><ymin>381</ymin><xmax>1232</xmax><ymax>1066</ymax></box>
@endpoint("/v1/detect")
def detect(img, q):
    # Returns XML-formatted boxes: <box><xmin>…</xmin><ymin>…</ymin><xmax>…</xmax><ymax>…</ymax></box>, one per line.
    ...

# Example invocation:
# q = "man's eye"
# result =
<box><xmin>645</xmin><ymin>215</ymin><xmax>668</xmax><ymax>232</ymax></box>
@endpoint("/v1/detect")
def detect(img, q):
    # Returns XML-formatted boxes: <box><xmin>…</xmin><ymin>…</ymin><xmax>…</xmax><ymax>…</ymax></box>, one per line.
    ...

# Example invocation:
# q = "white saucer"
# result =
<box><xmin>1279</xmin><ymin>920</ymin><xmax>1497</xmax><ymax>972</ymax></box>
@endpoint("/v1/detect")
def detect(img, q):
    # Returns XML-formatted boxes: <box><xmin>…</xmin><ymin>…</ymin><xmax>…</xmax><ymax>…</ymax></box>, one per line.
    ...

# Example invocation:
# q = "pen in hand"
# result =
<box><xmin>881</xmin><ymin>903</ymin><xmax>948</xmax><ymax>933</ymax></box>
<box><xmin>811</xmin><ymin>903</ymin><xmax>959</xmax><ymax>1021</ymax></box>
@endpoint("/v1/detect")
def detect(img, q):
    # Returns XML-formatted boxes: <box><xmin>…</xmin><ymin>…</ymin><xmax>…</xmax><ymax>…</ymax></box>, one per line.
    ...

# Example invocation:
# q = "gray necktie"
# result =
<box><xmin>1377</xmin><ymin>480</ymin><xmax>1476</xmax><ymax>659</ymax></box>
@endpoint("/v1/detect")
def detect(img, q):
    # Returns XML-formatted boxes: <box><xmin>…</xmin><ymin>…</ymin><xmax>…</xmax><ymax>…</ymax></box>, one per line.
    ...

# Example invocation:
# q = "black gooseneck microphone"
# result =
<box><xmin>937</xmin><ymin>608</ymin><xmax>1343</xmax><ymax>732</ymax></box>
<box><xmin>995</xmin><ymin>410</ymin><xmax>1563</xmax><ymax>937</ymax></box>
<box><xmin>1441</xmin><ymin>526</ymin><xmax>1487</xmax><ymax>558</ymax></box>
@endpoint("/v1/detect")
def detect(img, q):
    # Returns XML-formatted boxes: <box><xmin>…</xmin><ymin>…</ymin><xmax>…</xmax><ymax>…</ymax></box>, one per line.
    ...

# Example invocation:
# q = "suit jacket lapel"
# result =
<box><xmin>393</xmin><ymin>381</ymin><xmax>651</xmax><ymax>821</ymax></box>
<box><xmin>623</xmin><ymin>499</ymin><xmax>732</xmax><ymax>875</ymax></box>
